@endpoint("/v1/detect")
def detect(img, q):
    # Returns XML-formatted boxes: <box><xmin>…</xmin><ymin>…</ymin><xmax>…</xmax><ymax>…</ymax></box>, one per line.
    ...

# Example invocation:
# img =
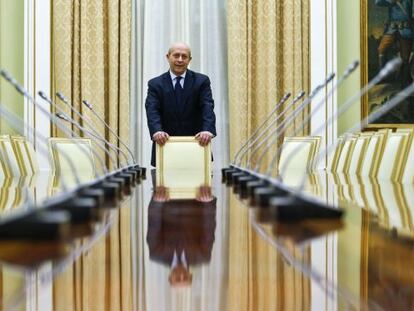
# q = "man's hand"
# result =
<box><xmin>196</xmin><ymin>186</ymin><xmax>214</xmax><ymax>202</ymax></box>
<box><xmin>152</xmin><ymin>131</ymin><xmax>169</xmax><ymax>145</ymax></box>
<box><xmin>195</xmin><ymin>131</ymin><xmax>213</xmax><ymax>146</ymax></box>
<box><xmin>153</xmin><ymin>186</ymin><xmax>169</xmax><ymax>202</ymax></box>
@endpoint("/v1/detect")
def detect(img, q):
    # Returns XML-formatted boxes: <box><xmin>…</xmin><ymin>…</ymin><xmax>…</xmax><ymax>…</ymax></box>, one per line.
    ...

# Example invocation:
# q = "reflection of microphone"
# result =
<box><xmin>82</xmin><ymin>99</ymin><xmax>142</xmax><ymax>174</ymax></box>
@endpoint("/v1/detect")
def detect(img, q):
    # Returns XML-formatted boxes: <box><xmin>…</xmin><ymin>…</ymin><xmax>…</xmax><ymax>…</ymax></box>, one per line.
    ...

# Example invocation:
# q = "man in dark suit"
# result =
<box><xmin>145</xmin><ymin>42</ymin><xmax>217</xmax><ymax>166</ymax></box>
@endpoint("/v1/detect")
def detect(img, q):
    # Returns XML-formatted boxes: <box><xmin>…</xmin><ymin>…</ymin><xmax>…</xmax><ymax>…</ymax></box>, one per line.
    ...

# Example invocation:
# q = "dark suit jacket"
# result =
<box><xmin>145</xmin><ymin>69</ymin><xmax>217</xmax><ymax>166</ymax></box>
<box><xmin>146</xmin><ymin>197</ymin><xmax>216</xmax><ymax>266</ymax></box>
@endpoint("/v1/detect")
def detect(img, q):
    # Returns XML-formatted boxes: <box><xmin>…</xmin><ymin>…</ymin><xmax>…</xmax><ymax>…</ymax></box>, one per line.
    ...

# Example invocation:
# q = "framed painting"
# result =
<box><xmin>361</xmin><ymin>0</ymin><xmax>414</xmax><ymax>128</ymax></box>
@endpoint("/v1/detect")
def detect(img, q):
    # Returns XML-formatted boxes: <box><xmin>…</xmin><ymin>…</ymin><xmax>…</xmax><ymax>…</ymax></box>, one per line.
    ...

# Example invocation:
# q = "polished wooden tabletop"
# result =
<box><xmin>0</xmin><ymin>171</ymin><xmax>414</xmax><ymax>310</ymax></box>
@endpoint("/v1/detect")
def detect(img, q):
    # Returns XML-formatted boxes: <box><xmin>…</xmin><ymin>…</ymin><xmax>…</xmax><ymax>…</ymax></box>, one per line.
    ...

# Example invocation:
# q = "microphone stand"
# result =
<box><xmin>82</xmin><ymin>99</ymin><xmax>145</xmax><ymax>177</ymax></box>
<box><xmin>56</xmin><ymin>92</ymin><xmax>131</xmax><ymax>167</ymax></box>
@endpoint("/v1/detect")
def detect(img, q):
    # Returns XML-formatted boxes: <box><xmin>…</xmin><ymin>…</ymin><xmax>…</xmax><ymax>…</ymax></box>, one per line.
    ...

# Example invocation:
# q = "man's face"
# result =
<box><xmin>166</xmin><ymin>46</ymin><xmax>192</xmax><ymax>76</ymax></box>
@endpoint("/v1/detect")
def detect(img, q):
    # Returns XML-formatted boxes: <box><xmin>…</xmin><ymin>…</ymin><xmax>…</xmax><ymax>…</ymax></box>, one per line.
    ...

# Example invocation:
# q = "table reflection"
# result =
<box><xmin>147</xmin><ymin>186</ymin><xmax>216</xmax><ymax>287</ymax></box>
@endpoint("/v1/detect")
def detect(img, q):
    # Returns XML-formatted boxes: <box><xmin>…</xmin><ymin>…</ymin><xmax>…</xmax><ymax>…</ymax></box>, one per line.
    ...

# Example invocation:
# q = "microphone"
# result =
<box><xmin>81</xmin><ymin>98</ymin><xmax>144</xmax><ymax>177</ymax></box>
<box><xmin>57</xmin><ymin>93</ymin><xmax>143</xmax><ymax>182</ymax></box>
<box><xmin>269</xmin><ymin>60</ymin><xmax>360</xmax><ymax>177</ymax></box>
<box><xmin>263</xmin><ymin>81</ymin><xmax>414</xmax><ymax>220</ymax></box>
<box><xmin>56</xmin><ymin>92</ymin><xmax>130</xmax><ymax>167</ymax></box>
<box><xmin>240</xmin><ymin>64</ymin><xmax>357</xmax><ymax>199</ymax></box>
<box><xmin>53</xmin><ymin>111</ymin><xmax>134</xmax><ymax>190</ymax></box>
<box><xmin>278</xmin><ymin>57</ymin><xmax>401</xmax><ymax>183</ymax></box>
<box><xmin>298</xmin><ymin>79</ymin><xmax>414</xmax><ymax>192</ymax></box>
<box><xmin>0</xmin><ymin>69</ymin><xmax>123</xmax><ymax>204</ymax></box>
<box><xmin>229</xmin><ymin>73</ymin><xmax>335</xmax><ymax>191</ymax></box>
<box><xmin>253</xmin><ymin>58</ymin><xmax>400</xmax><ymax>208</ymax></box>
<box><xmin>232</xmin><ymin>92</ymin><xmax>292</xmax><ymax>165</ymax></box>
<box><xmin>224</xmin><ymin>91</ymin><xmax>303</xmax><ymax>184</ymax></box>
<box><xmin>0</xmin><ymin>101</ymin><xmax>102</xmax><ymax>229</ymax></box>
<box><xmin>253</xmin><ymin>73</ymin><xmax>336</xmax><ymax>173</ymax></box>
<box><xmin>236</xmin><ymin>58</ymin><xmax>405</xmax><ymax>218</ymax></box>
<box><xmin>38</xmin><ymin>91</ymin><xmax>118</xmax><ymax>170</ymax></box>
<box><xmin>37</xmin><ymin>92</ymin><xmax>134</xmax><ymax>191</ymax></box>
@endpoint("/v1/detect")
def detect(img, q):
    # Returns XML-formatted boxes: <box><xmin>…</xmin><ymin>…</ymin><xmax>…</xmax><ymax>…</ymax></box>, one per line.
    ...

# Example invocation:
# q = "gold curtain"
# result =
<box><xmin>227</xmin><ymin>0</ymin><xmax>310</xmax><ymax>171</ymax></box>
<box><xmin>51</xmin><ymin>0</ymin><xmax>131</xmax><ymax>169</ymax></box>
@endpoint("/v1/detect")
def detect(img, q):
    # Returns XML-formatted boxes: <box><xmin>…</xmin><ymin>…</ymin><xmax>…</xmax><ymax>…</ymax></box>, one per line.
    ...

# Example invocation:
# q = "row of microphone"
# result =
<box><xmin>0</xmin><ymin>69</ymin><xmax>146</xmax><ymax>239</ymax></box>
<box><xmin>222</xmin><ymin>57</ymin><xmax>414</xmax><ymax>220</ymax></box>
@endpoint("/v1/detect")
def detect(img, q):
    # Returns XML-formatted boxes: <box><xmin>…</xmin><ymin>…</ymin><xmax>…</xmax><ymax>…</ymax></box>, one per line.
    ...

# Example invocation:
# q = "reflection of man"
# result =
<box><xmin>146</xmin><ymin>188</ymin><xmax>216</xmax><ymax>287</ymax></box>
<box><xmin>376</xmin><ymin>0</ymin><xmax>413</xmax><ymax>84</ymax></box>
<box><xmin>145</xmin><ymin>42</ymin><xmax>217</xmax><ymax>166</ymax></box>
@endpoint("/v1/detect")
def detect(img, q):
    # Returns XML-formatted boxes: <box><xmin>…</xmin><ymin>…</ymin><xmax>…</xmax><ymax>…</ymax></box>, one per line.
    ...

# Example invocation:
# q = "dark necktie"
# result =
<box><xmin>174</xmin><ymin>76</ymin><xmax>184</xmax><ymax>111</ymax></box>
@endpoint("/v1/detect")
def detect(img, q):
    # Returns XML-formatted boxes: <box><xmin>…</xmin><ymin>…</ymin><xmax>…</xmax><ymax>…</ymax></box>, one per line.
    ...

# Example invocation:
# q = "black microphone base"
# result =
<box><xmin>246</xmin><ymin>180</ymin><xmax>269</xmax><ymax>197</ymax></box>
<box><xmin>253</xmin><ymin>186</ymin><xmax>290</xmax><ymax>207</ymax></box>
<box><xmin>90</xmin><ymin>181</ymin><xmax>121</xmax><ymax>204</ymax></box>
<box><xmin>269</xmin><ymin>196</ymin><xmax>344</xmax><ymax>221</ymax></box>
<box><xmin>0</xmin><ymin>210</ymin><xmax>70</xmax><ymax>240</ymax></box>
<box><xmin>77</xmin><ymin>188</ymin><xmax>105</xmax><ymax>206</ymax></box>
<box><xmin>45</xmin><ymin>197</ymin><xmax>100</xmax><ymax>223</ymax></box>
<box><xmin>237</xmin><ymin>176</ymin><xmax>259</xmax><ymax>193</ymax></box>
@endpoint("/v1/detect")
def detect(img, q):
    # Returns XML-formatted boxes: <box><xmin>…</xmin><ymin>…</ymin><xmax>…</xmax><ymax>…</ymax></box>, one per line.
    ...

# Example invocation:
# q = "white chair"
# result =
<box><xmin>156</xmin><ymin>136</ymin><xmax>211</xmax><ymax>188</ymax></box>
<box><xmin>49</xmin><ymin>138</ymin><xmax>96</xmax><ymax>187</ymax></box>
<box><xmin>11</xmin><ymin>136</ymin><xmax>38</xmax><ymax>176</ymax></box>
<box><xmin>398</xmin><ymin>130</ymin><xmax>414</xmax><ymax>183</ymax></box>
<box><xmin>359</xmin><ymin>132</ymin><xmax>386</xmax><ymax>177</ymax></box>
<box><xmin>0</xmin><ymin>135</ymin><xmax>22</xmax><ymax>177</ymax></box>
<box><xmin>376</xmin><ymin>131</ymin><xmax>410</xmax><ymax>181</ymax></box>
<box><xmin>278</xmin><ymin>136</ymin><xmax>321</xmax><ymax>188</ymax></box>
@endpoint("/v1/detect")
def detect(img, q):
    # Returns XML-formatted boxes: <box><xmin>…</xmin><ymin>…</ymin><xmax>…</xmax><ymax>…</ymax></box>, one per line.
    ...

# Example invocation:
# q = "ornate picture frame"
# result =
<box><xmin>361</xmin><ymin>0</ymin><xmax>414</xmax><ymax>128</ymax></box>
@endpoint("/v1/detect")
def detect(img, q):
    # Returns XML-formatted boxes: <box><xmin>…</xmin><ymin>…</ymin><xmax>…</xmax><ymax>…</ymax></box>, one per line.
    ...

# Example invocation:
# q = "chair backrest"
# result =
<box><xmin>327</xmin><ymin>136</ymin><xmax>344</xmax><ymax>172</ymax></box>
<box><xmin>156</xmin><ymin>136</ymin><xmax>211</xmax><ymax>188</ymax></box>
<box><xmin>359</xmin><ymin>132</ymin><xmax>386</xmax><ymax>177</ymax></box>
<box><xmin>49</xmin><ymin>138</ymin><xmax>96</xmax><ymax>184</ymax></box>
<box><xmin>335</xmin><ymin>134</ymin><xmax>356</xmax><ymax>173</ymax></box>
<box><xmin>0</xmin><ymin>135</ymin><xmax>22</xmax><ymax>177</ymax></box>
<box><xmin>376</xmin><ymin>132</ymin><xmax>410</xmax><ymax>181</ymax></box>
<box><xmin>278</xmin><ymin>136</ymin><xmax>320</xmax><ymax>174</ymax></box>
<box><xmin>11</xmin><ymin>136</ymin><xmax>38</xmax><ymax>176</ymax></box>
<box><xmin>348</xmin><ymin>133</ymin><xmax>372</xmax><ymax>175</ymax></box>
<box><xmin>398</xmin><ymin>129</ymin><xmax>414</xmax><ymax>183</ymax></box>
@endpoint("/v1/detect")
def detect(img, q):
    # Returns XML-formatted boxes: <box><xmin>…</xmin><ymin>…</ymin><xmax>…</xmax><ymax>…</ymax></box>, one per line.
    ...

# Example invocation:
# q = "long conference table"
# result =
<box><xmin>0</xmin><ymin>169</ymin><xmax>413</xmax><ymax>310</ymax></box>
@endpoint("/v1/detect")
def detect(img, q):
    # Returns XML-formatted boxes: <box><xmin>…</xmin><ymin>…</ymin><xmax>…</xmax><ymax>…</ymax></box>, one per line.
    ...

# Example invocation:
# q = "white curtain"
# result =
<box><xmin>130</xmin><ymin>1</ymin><xmax>229</xmax><ymax>311</ymax></box>
<box><xmin>131</xmin><ymin>0</ymin><xmax>229</xmax><ymax>171</ymax></box>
